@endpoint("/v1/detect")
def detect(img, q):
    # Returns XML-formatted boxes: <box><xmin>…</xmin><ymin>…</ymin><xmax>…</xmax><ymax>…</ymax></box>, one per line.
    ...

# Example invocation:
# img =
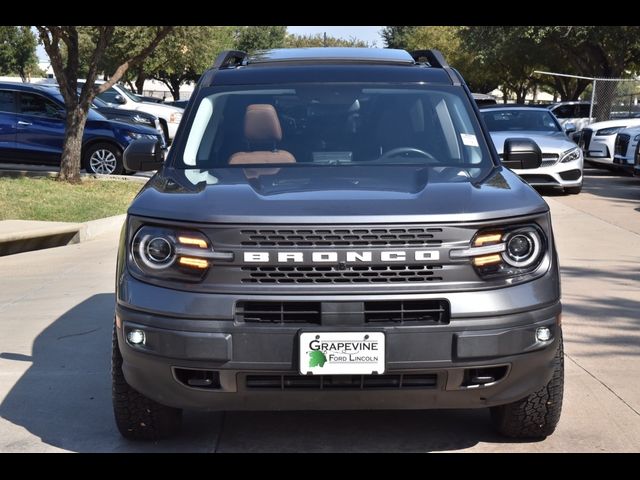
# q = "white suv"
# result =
<box><xmin>578</xmin><ymin>118</ymin><xmax>640</xmax><ymax>167</ymax></box>
<box><xmin>80</xmin><ymin>81</ymin><xmax>184</xmax><ymax>142</ymax></box>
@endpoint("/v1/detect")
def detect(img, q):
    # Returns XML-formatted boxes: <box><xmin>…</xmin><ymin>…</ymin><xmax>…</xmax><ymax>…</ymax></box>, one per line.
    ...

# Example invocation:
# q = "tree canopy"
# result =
<box><xmin>0</xmin><ymin>26</ymin><xmax>39</xmax><ymax>81</ymax></box>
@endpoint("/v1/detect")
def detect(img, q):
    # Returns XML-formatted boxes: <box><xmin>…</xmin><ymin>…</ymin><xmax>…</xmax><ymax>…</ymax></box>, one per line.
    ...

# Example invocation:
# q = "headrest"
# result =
<box><xmin>244</xmin><ymin>104</ymin><xmax>282</xmax><ymax>142</ymax></box>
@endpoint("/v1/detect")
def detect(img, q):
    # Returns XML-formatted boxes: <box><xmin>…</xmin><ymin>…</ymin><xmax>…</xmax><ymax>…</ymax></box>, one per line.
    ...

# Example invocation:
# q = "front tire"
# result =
<box><xmin>490</xmin><ymin>333</ymin><xmax>564</xmax><ymax>439</ymax></box>
<box><xmin>84</xmin><ymin>142</ymin><xmax>124</xmax><ymax>175</ymax></box>
<box><xmin>112</xmin><ymin>325</ymin><xmax>182</xmax><ymax>440</ymax></box>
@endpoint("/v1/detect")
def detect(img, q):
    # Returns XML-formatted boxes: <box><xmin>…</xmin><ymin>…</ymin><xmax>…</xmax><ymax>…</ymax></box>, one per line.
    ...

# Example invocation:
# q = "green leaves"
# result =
<box><xmin>308</xmin><ymin>350</ymin><xmax>327</xmax><ymax>368</ymax></box>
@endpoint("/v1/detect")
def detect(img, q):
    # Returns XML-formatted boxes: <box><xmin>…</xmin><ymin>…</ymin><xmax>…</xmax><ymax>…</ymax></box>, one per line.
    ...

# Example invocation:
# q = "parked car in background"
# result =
<box><xmin>90</xmin><ymin>96</ymin><xmax>166</xmax><ymax>147</ymax></box>
<box><xmin>548</xmin><ymin>101</ymin><xmax>592</xmax><ymax>133</ymax></box>
<box><xmin>577</xmin><ymin>118</ymin><xmax>640</xmax><ymax>168</ymax></box>
<box><xmin>481</xmin><ymin>105</ymin><xmax>583</xmax><ymax>194</ymax></box>
<box><xmin>78</xmin><ymin>81</ymin><xmax>184</xmax><ymax>143</ymax></box>
<box><xmin>613</xmin><ymin>126</ymin><xmax>640</xmax><ymax>174</ymax></box>
<box><xmin>0</xmin><ymin>82</ymin><xmax>163</xmax><ymax>175</ymax></box>
<box><xmin>472</xmin><ymin>92</ymin><xmax>497</xmax><ymax>106</ymax></box>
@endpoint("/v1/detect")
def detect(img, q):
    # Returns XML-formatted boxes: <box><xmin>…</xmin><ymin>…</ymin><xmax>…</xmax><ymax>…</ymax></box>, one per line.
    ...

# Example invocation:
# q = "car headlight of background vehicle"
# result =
<box><xmin>169</xmin><ymin>112</ymin><xmax>183</xmax><ymax>124</ymax></box>
<box><xmin>560</xmin><ymin>147</ymin><xmax>582</xmax><ymax>163</ymax></box>
<box><xmin>596</xmin><ymin>126</ymin><xmax>624</xmax><ymax>136</ymax></box>
<box><xmin>124</xmin><ymin>131</ymin><xmax>161</xmax><ymax>142</ymax></box>
<box><xmin>129</xmin><ymin>226</ymin><xmax>212</xmax><ymax>282</ymax></box>
<box><xmin>451</xmin><ymin>225</ymin><xmax>547</xmax><ymax>279</ymax></box>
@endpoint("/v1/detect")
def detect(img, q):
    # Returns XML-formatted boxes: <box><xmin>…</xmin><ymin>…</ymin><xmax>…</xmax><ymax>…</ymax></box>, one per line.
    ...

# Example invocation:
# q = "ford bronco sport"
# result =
<box><xmin>113</xmin><ymin>48</ymin><xmax>563</xmax><ymax>441</ymax></box>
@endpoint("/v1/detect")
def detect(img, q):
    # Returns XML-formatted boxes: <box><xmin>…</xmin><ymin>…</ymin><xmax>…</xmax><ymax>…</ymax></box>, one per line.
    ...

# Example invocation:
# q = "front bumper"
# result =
<box><xmin>512</xmin><ymin>157</ymin><xmax>583</xmax><ymax>188</ymax></box>
<box><xmin>585</xmin><ymin>136</ymin><xmax>615</xmax><ymax>164</ymax></box>
<box><xmin>116</xmin><ymin>275</ymin><xmax>562</xmax><ymax>410</ymax></box>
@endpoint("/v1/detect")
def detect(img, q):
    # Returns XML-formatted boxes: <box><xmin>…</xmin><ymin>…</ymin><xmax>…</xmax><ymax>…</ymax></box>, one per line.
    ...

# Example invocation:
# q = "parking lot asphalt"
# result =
<box><xmin>0</xmin><ymin>167</ymin><xmax>639</xmax><ymax>452</ymax></box>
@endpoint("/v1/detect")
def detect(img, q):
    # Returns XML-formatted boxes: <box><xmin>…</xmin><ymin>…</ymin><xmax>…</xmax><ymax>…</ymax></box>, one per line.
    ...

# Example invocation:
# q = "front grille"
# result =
<box><xmin>615</xmin><ymin>134</ymin><xmax>630</xmax><ymax>156</ymax></box>
<box><xmin>519</xmin><ymin>174</ymin><xmax>558</xmax><ymax>185</ymax></box>
<box><xmin>241</xmin><ymin>265</ymin><xmax>444</xmax><ymax>284</ymax></box>
<box><xmin>541</xmin><ymin>153</ymin><xmax>559</xmax><ymax>167</ymax></box>
<box><xmin>364</xmin><ymin>300</ymin><xmax>449</xmax><ymax>324</ymax></box>
<box><xmin>239</xmin><ymin>227</ymin><xmax>443</xmax><ymax>247</ymax></box>
<box><xmin>237</xmin><ymin>301</ymin><xmax>321</xmax><ymax>324</ymax></box>
<box><xmin>245</xmin><ymin>373</ymin><xmax>438</xmax><ymax>390</ymax></box>
<box><xmin>580</xmin><ymin>128</ymin><xmax>593</xmax><ymax>150</ymax></box>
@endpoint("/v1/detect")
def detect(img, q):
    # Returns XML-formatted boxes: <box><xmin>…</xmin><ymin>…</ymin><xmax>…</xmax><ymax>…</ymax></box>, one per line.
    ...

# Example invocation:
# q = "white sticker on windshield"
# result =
<box><xmin>461</xmin><ymin>133</ymin><xmax>479</xmax><ymax>147</ymax></box>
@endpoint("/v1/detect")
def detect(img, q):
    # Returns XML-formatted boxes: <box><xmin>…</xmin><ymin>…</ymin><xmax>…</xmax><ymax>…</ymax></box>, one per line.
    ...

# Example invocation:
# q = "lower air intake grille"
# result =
<box><xmin>245</xmin><ymin>374</ymin><xmax>438</xmax><ymax>390</ymax></box>
<box><xmin>237</xmin><ymin>301</ymin><xmax>321</xmax><ymax>324</ymax></box>
<box><xmin>364</xmin><ymin>300</ymin><xmax>449</xmax><ymax>324</ymax></box>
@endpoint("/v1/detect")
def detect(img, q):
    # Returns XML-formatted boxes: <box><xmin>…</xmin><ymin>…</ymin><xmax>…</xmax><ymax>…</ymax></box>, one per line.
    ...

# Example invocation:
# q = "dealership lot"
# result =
<box><xmin>0</xmin><ymin>167</ymin><xmax>639</xmax><ymax>452</ymax></box>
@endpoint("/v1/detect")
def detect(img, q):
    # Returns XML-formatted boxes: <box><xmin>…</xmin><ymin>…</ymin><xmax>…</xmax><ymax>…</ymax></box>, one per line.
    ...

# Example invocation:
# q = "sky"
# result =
<box><xmin>37</xmin><ymin>26</ymin><xmax>386</xmax><ymax>62</ymax></box>
<box><xmin>287</xmin><ymin>26</ymin><xmax>384</xmax><ymax>47</ymax></box>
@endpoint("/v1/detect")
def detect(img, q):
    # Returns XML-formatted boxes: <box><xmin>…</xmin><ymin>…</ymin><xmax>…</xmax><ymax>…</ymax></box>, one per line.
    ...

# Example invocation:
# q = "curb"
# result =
<box><xmin>0</xmin><ymin>214</ymin><xmax>127</xmax><ymax>257</ymax></box>
<box><xmin>0</xmin><ymin>168</ymin><xmax>149</xmax><ymax>183</ymax></box>
<box><xmin>79</xmin><ymin>214</ymin><xmax>126</xmax><ymax>242</ymax></box>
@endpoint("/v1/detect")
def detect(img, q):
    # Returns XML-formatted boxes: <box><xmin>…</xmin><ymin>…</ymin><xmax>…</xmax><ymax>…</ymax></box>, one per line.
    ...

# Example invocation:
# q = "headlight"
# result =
<box><xmin>125</xmin><ymin>131</ymin><xmax>160</xmax><ymax>141</ymax></box>
<box><xmin>451</xmin><ymin>225</ymin><xmax>546</xmax><ymax>279</ymax></box>
<box><xmin>634</xmin><ymin>134</ymin><xmax>640</xmax><ymax>141</ymax></box>
<box><xmin>130</xmin><ymin>226</ymin><xmax>212</xmax><ymax>282</ymax></box>
<box><xmin>559</xmin><ymin>147</ymin><xmax>581</xmax><ymax>163</ymax></box>
<box><xmin>596</xmin><ymin>126</ymin><xmax>624</xmax><ymax>136</ymax></box>
<box><xmin>169</xmin><ymin>112</ymin><xmax>183</xmax><ymax>124</ymax></box>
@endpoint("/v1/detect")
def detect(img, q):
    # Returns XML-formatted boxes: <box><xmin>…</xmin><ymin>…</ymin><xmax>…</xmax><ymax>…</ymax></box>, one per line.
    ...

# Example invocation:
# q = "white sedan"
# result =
<box><xmin>578</xmin><ymin>118</ymin><xmax>640</xmax><ymax>167</ymax></box>
<box><xmin>613</xmin><ymin>126</ymin><xmax>640</xmax><ymax>173</ymax></box>
<box><xmin>481</xmin><ymin>106</ymin><xmax>584</xmax><ymax>194</ymax></box>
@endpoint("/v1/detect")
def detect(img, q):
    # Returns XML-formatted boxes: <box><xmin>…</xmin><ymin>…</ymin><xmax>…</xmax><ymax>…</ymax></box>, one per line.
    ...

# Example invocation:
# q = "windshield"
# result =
<box><xmin>481</xmin><ymin>109</ymin><xmax>561</xmax><ymax>133</ymax></box>
<box><xmin>176</xmin><ymin>84</ymin><xmax>494</xmax><ymax>179</ymax></box>
<box><xmin>119</xmin><ymin>86</ymin><xmax>141</xmax><ymax>103</ymax></box>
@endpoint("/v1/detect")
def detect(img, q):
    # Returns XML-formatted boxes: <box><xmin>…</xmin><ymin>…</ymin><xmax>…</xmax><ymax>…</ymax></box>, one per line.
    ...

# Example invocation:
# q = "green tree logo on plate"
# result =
<box><xmin>309</xmin><ymin>350</ymin><xmax>327</xmax><ymax>368</ymax></box>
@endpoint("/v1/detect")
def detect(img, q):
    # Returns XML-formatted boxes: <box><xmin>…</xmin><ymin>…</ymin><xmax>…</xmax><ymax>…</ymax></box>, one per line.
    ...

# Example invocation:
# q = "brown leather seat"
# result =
<box><xmin>229</xmin><ymin>104</ymin><xmax>296</xmax><ymax>165</ymax></box>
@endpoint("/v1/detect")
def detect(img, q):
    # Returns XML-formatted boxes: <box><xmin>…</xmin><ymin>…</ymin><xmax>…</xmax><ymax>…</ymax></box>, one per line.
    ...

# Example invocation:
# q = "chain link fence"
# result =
<box><xmin>535</xmin><ymin>70</ymin><xmax>640</xmax><ymax>123</ymax></box>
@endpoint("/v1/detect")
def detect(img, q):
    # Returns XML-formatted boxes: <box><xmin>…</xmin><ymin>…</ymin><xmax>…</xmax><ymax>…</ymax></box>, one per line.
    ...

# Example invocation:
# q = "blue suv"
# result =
<box><xmin>0</xmin><ymin>82</ymin><xmax>163</xmax><ymax>175</ymax></box>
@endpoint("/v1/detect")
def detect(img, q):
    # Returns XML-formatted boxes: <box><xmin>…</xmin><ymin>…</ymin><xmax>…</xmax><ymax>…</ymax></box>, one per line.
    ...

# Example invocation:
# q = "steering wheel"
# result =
<box><xmin>378</xmin><ymin>147</ymin><xmax>438</xmax><ymax>163</ymax></box>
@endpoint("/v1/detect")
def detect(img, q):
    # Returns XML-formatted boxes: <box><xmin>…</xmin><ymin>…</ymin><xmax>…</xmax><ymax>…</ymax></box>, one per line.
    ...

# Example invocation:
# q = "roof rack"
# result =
<box><xmin>213</xmin><ymin>50</ymin><xmax>248</xmax><ymax>69</ymax></box>
<box><xmin>409</xmin><ymin>49</ymin><xmax>461</xmax><ymax>86</ymax></box>
<box><xmin>409</xmin><ymin>50</ymin><xmax>449</xmax><ymax>68</ymax></box>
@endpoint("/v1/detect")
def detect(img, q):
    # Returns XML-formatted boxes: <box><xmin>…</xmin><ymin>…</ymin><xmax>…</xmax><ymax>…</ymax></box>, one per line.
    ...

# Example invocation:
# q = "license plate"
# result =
<box><xmin>299</xmin><ymin>332</ymin><xmax>385</xmax><ymax>375</ymax></box>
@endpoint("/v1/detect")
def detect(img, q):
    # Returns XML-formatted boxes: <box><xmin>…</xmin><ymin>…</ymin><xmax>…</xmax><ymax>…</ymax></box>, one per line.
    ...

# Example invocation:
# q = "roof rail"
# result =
<box><xmin>409</xmin><ymin>50</ymin><xmax>449</xmax><ymax>68</ymax></box>
<box><xmin>213</xmin><ymin>50</ymin><xmax>248</xmax><ymax>70</ymax></box>
<box><xmin>409</xmin><ymin>49</ymin><xmax>460</xmax><ymax>86</ymax></box>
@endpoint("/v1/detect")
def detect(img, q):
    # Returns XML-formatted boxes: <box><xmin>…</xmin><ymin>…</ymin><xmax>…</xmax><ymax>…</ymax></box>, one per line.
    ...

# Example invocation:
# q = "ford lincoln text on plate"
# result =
<box><xmin>112</xmin><ymin>48</ymin><xmax>564</xmax><ymax>440</ymax></box>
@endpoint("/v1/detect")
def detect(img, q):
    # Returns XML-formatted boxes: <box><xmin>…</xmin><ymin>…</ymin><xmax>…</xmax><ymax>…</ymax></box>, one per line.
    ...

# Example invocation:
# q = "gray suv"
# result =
<box><xmin>113</xmin><ymin>48</ymin><xmax>563</xmax><ymax>441</ymax></box>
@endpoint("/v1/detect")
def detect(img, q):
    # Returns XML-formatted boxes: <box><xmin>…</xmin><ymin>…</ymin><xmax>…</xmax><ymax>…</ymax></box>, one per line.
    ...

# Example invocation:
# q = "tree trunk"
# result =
<box><xmin>58</xmin><ymin>108</ymin><xmax>89</xmax><ymax>183</ymax></box>
<box><xmin>135</xmin><ymin>70</ymin><xmax>146</xmax><ymax>95</ymax></box>
<box><xmin>594</xmin><ymin>80</ymin><xmax>619</xmax><ymax>122</ymax></box>
<box><xmin>169</xmin><ymin>77</ymin><xmax>182</xmax><ymax>101</ymax></box>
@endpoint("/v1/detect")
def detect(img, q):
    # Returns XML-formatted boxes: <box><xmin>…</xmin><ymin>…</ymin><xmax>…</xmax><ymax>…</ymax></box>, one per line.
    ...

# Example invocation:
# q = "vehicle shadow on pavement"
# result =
<box><xmin>0</xmin><ymin>294</ymin><xmax>221</xmax><ymax>452</ymax></box>
<box><xmin>0</xmin><ymin>293</ymin><xmax>538</xmax><ymax>452</ymax></box>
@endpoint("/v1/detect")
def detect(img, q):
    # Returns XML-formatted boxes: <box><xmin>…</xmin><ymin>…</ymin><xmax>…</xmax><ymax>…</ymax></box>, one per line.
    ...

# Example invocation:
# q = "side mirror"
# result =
<box><xmin>123</xmin><ymin>138</ymin><xmax>164</xmax><ymax>172</ymax></box>
<box><xmin>502</xmin><ymin>138</ymin><xmax>542</xmax><ymax>170</ymax></box>
<box><xmin>564</xmin><ymin>122</ymin><xmax>577</xmax><ymax>135</ymax></box>
<box><xmin>114</xmin><ymin>94</ymin><xmax>126</xmax><ymax>105</ymax></box>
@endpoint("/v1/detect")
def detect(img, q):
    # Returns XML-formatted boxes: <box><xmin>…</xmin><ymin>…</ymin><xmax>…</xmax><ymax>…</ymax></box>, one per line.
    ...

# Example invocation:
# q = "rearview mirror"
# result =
<box><xmin>564</xmin><ymin>122</ymin><xmax>577</xmax><ymax>135</ymax></box>
<box><xmin>502</xmin><ymin>138</ymin><xmax>542</xmax><ymax>170</ymax></box>
<box><xmin>123</xmin><ymin>139</ymin><xmax>164</xmax><ymax>172</ymax></box>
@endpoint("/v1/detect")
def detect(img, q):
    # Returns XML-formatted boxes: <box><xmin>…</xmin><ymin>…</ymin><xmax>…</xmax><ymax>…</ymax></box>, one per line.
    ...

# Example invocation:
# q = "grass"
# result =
<box><xmin>0</xmin><ymin>177</ymin><xmax>143</xmax><ymax>223</ymax></box>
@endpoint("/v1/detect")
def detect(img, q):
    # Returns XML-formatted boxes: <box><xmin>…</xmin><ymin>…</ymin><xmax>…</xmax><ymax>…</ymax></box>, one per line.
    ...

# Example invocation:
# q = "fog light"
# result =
<box><xmin>536</xmin><ymin>327</ymin><xmax>551</xmax><ymax>342</ymax></box>
<box><xmin>127</xmin><ymin>329</ymin><xmax>145</xmax><ymax>345</ymax></box>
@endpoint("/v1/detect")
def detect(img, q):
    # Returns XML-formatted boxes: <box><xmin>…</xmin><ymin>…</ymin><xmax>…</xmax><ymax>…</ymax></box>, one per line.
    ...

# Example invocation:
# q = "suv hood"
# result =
<box><xmin>129</xmin><ymin>165</ymin><xmax>548</xmax><ymax>224</ymax></box>
<box><xmin>587</xmin><ymin>118</ymin><xmax>640</xmax><ymax>130</ymax></box>
<box><xmin>489</xmin><ymin>131</ymin><xmax>576</xmax><ymax>155</ymax></box>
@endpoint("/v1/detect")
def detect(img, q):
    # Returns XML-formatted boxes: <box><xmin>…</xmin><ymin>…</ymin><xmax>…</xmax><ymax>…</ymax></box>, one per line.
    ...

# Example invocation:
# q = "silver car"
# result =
<box><xmin>481</xmin><ymin>106</ymin><xmax>584</xmax><ymax>194</ymax></box>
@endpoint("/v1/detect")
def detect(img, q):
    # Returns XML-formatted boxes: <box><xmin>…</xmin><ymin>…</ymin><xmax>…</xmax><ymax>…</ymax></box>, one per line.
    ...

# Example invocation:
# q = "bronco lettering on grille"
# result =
<box><xmin>243</xmin><ymin>250</ymin><xmax>440</xmax><ymax>263</ymax></box>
